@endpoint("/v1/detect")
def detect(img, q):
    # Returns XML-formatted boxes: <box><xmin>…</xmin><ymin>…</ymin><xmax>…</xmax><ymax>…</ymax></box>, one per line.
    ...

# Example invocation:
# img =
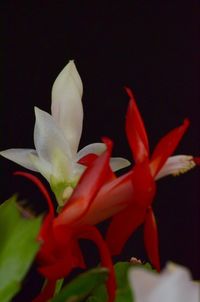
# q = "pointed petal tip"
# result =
<box><xmin>109</xmin><ymin>157</ymin><xmax>131</xmax><ymax>172</ymax></box>
<box><xmin>194</xmin><ymin>157</ymin><xmax>200</xmax><ymax>165</ymax></box>
<box><xmin>183</xmin><ymin>118</ymin><xmax>190</xmax><ymax>128</ymax></box>
<box><xmin>124</xmin><ymin>86</ymin><xmax>134</xmax><ymax>99</ymax></box>
<box><xmin>101</xmin><ymin>137</ymin><xmax>113</xmax><ymax>153</ymax></box>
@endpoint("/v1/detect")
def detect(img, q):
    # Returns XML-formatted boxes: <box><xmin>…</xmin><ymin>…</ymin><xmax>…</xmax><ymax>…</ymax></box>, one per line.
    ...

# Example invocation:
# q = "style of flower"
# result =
<box><xmin>0</xmin><ymin>61</ymin><xmax>130</xmax><ymax>206</ymax></box>
<box><xmin>128</xmin><ymin>262</ymin><xmax>200</xmax><ymax>302</ymax></box>
<box><xmin>15</xmin><ymin>138</ymin><xmax>116</xmax><ymax>302</ymax></box>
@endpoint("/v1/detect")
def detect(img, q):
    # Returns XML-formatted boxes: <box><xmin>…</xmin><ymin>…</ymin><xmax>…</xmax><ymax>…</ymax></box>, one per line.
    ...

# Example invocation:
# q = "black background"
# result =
<box><xmin>1</xmin><ymin>1</ymin><xmax>200</xmax><ymax>299</ymax></box>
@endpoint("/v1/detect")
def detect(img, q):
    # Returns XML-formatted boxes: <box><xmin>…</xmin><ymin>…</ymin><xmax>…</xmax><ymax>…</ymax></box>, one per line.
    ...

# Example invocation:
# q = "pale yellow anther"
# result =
<box><xmin>172</xmin><ymin>156</ymin><xmax>196</xmax><ymax>177</ymax></box>
<box><xmin>155</xmin><ymin>155</ymin><xmax>196</xmax><ymax>180</ymax></box>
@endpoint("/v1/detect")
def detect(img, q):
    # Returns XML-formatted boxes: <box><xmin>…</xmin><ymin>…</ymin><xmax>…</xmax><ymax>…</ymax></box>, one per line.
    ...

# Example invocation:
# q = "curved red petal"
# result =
<box><xmin>78</xmin><ymin>153</ymin><xmax>98</xmax><ymax>166</ymax></box>
<box><xmin>125</xmin><ymin>87</ymin><xmax>149</xmax><ymax>163</ymax></box>
<box><xmin>78</xmin><ymin>225</ymin><xmax>116</xmax><ymax>302</ymax></box>
<box><xmin>150</xmin><ymin>119</ymin><xmax>190</xmax><ymax>178</ymax></box>
<box><xmin>106</xmin><ymin>161</ymin><xmax>156</xmax><ymax>255</ymax></box>
<box><xmin>106</xmin><ymin>205</ymin><xmax>146</xmax><ymax>255</ymax></box>
<box><xmin>144</xmin><ymin>207</ymin><xmax>160</xmax><ymax>271</ymax></box>
<box><xmin>78</xmin><ymin>153</ymin><xmax>116</xmax><ymax>183</ymax></box>
<box><xmin>55</xmin><ymin>138</ymin><xmax>113</xmax><ymax>226</ymax></box>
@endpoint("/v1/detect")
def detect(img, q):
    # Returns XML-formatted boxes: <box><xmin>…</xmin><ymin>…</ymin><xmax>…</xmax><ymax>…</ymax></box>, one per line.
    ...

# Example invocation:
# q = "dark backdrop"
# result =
<box><xmin>1</xmin><ymin>1</ymin><xmax>200</xmax><ymax>299</ymax></box>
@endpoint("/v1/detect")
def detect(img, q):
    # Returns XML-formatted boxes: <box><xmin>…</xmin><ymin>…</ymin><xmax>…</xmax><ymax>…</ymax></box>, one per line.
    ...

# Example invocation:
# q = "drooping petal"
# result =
<box><xmin>125</xmin><ymin>87</ymin><xmax>149</xmax><ymax>163</ymax></box>
<box><xmin>106</xmin><ymin>162</ymin><xmax>156</xmax><ymax>255</ymax></box>
<box><xmin>54</xmin><ymin>138</ymin><xmax>113</xmax><ymax>226</ymax></box>
<box><xmin>34</xmin><ymin>107</ymin><xmax>73</xmax><ymax>182</ymax></box>
<box><xmin>144</xmin><ymin>207</ymin><xmax>160</xmax><ymax>271</ymax></box>
<box><xmin>0</xmin><ymin>148</ymin><xmax>38</xmax><ymax>171</ymax></box>
<box><xmin>155</xmin><ymin>155</ymin><xmax>196</xmax><ymax>180</ymax></box>
<box><xmin>128</xmin><ymin>262</ymin><xmax>199</xmax><ymax>302</ymax></box>
<box><xmin>150</xmin><ymin>119</ymin><xmax>189</xmax><ymax>178</ymax></box>
<box><xmin>109</xmin><ymin>157</ymin><xmax>131</xmax><ymax>171</ymax></box>
<box><xmin>78</xmin><ymin>225</ymin><xmax>116</xmax><ymax>302</ymax></box>
<box><xmin>51</xmin><ymin>61</ymin><xmax>83</xmax><ymax>157</ymax></box>
<box><xmin>106</xmin><ymin>205</ymin><xmax>146</xmax><ymax>255</ymax></box>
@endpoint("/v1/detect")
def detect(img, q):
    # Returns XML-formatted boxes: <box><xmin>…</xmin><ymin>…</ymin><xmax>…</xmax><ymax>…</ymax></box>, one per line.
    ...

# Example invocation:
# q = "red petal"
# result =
<box><xmin>125</xmin><ymin>87</ymin><xmax>149</xmax><ymax>163</ymax></box>
<box><xmin>79</xmin><ymin>225</ymin><xmax>116</xmax><ymax>302</ymax></box>
<box><xmin>78</xmin><ymin>153</ymin><xmax>116</xmax><ymax>183</ymax></box>
<box><xmin>194</xmin><ymin>157</ymin><xmax>200</xmax><ymax>165</ymax></box>
<box><xmin>78</xmin><ymin>153</ymin><xmax>98</xmax><ymax>165</ymax></box>
<box><xmin>150</xmin><ymin>119</ymin><xmax>190</xmax><ymax>178</ymax></box>
<box><xmin>106</xmin><ymin>161</ymin><xmax>156</xmax><ymax>255</ymax></box>
<box><xmin>106</xmin><ymin>205</ymin><xmax>146</xmax><ymax>255</ymax></box>
<box><xmin>32</xmin><ymin>279</ymin><xmax>56</xmax><ymax>302</ymax></box>
<box><xmin>55</xmin><ymin>138</ymin><xmax>113</xmax><ymax>226</ymax></box>
<box><xmin>144</xmin><ymin>207</ymin><xmax>160</xmax><ymax>271</ymax></box>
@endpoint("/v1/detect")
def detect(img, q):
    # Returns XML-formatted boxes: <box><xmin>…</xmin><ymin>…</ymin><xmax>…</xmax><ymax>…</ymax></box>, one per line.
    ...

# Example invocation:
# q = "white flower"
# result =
<box><xmin>0</xmin><ymin>61</ymin><xmax>130</xmax><ymax>205</ymax></box>
<box><xmin>128</xmin><ymin>262</ymin><xmax>200</xmax><ymax>302</ymax></box>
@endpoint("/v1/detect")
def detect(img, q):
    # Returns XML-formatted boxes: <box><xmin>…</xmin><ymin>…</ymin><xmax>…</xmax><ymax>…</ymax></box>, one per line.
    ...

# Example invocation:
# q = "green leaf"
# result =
<box><xmin>52</xmin><ymin>268</ymin><xmax>108</xmax><ymax>302</ymax></box>
<box><xmin>86</xmin><ymin>262</ymin><xmax>133</xmax><ymax>302</ymax></box>
<box><xmin>0</xmin><ymin>196</ymin><xmax>41</xmax><ymax>302</ymax></box>
<box><xmin>114</xmin><ymin>262</ymin><xmax>134</xmax><ymax>302</ymax></box>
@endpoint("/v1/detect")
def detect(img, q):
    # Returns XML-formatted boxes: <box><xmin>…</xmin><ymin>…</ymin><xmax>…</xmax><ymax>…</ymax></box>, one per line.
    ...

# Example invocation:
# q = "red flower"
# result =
<box><xmin>105</xmin><ymin>88</ymin><xmax>190</xmax><ymax>271</ymax></box>
<box><xmin>15</xmin><ymin>138</ymin><xmax>116</xmax><ymax>302</ymax></box>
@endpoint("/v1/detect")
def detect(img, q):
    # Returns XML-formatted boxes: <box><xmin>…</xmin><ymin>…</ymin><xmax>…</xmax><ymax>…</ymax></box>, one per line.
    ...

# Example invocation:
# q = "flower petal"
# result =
<box><xmin>125</xmin><ymin>87</ymin><xmax>149</xmax><ymax>163</ymax></box>
<box><xmin>128</xmin><ymin>262</ymin><xmax>199</xmax><ymax>302</ymax></box>
<box><xmin>79</xmin><ymin>171</ymin><xmax>133</xmax><ymax>225</ymax></box>
<box><xmin>78</xmin><ymin>143</ymin><xmax>130</xmax><ymax>172</ymax></box>
<box><xmin>150</xmin><ymin>119</ymin><xmax>189</xmax><ymax>178</ymax></box>
<box><xmin>106</xmin><ymin>162</ymin><xmax>156</xmax><ymax>255</ymax></box>
<box><xmin>77</xmin><ymin>143</ymin><xmax>106</xmax><ymax>160</ymax></box>
<box><xmin>51</xmin><ymin>61</ymin><xmax>83</xmax><ymax>157</ymax></box>
<box><xmin>144</xmin><ymin>207</ymin><xmax>160</xmax><ymax>271</ymax></box>
<box><xmin>34</xmin><ymin>107</ymin><xmax>73</xmax><ymax>182</ymax></box>
<box><xmin>109</xmin><ymin>157</ymin><xmax>131</xmax><ymax>172</ymax></box>
<box><xmin>106</xmin><ymin>205</ymin><xmax>146</xmax><ymax>255</ymax></box>
<box><xmin>0</xmin><ymin>148</ymin><xmax>38</xmax><ymax>171</ymax></box>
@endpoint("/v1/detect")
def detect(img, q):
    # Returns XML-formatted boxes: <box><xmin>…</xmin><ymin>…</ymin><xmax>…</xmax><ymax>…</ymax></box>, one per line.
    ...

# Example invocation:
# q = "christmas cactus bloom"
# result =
<box><xmin>101</xmin><ymin>88</ymin><xmax>198</xmax><ymax>271</ymax></box>
<box><xmin>15</xmin><ymin>138</ymin><xmax>116</xmax><ymax>302</ymax></box>
<box><xmin>128</xmin><ymin>262</ymin><xmax>200</xmax><ymax>302</ymax></box>
<box><xmin>0</xmin><ymin>61</ymin><xmax>130</xmax><ymax>206</ymax></box>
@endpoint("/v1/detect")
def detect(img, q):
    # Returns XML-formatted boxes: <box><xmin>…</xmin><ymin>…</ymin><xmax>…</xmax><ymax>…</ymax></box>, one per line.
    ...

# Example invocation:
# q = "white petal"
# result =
<box><xmin>109</xmin><ymin>157</ymin><xmax>131</xmax><ymax>172</ymax></box>
<box><xmin>77</xmin><ymin>143</ymin><xmax>106</xmax><ymax>160</ymax></box>
<box><xmin>155</xmin><ymin>155</ymin><xmax>195</xmax><ymax>180</ymax></box>
<box><xmin>51</xmin><ymin>60</ymin><xmax>83</xmax><ymax>157</ymax></box>
<box><xmin>34</xmin><ymin>107</ymin><xmax>73</xmax><ymax>181</ymax></box>
<box><xmin>0</xmin><ymin>148</ymin><xmax>39</xmax><ymax>171</ymax></box>
<box><xmin>29</xmin><ymin>154</ymin><xmax>52</xmax><ymax>182</ymax></box>
<box><xmin>128</xmin><ymin>262</ymin><xmax>200</xmax><ymax>302</ymax></box>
